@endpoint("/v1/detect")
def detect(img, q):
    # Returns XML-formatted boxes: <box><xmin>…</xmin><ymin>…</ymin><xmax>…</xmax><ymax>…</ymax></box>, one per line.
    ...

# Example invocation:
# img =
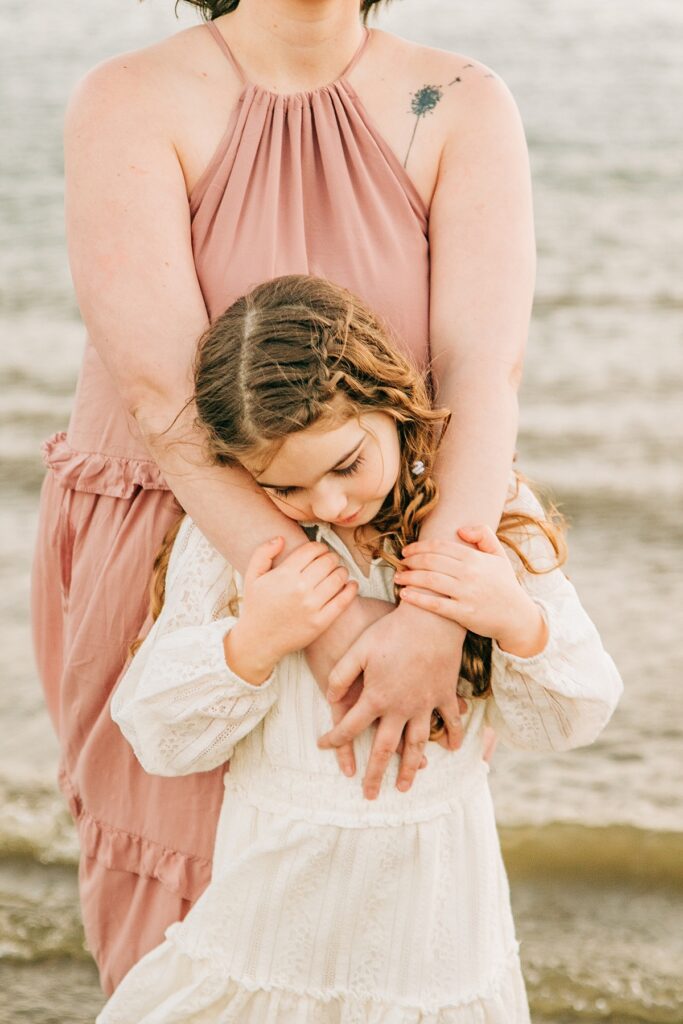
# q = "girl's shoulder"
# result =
<box><xmin>501</xmin><ymin>473</ymin><xmax>568</xmax><ymax>578</ymax></box>
<box><xmin>167</xmin><ymin>515</ymin><xmax>230</xmax><ymax>589</ymax></box>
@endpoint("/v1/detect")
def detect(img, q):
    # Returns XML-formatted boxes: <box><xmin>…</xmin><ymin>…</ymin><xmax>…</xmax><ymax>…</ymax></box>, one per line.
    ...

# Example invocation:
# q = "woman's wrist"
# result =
<box><xmin>395</xmin><ymin>595</ymin><xmax>465</xmax><ymax>634</ymax></box>
<box><xmin>495</xmin><ymin>593</ymin><xmax>548</xmax><ymax>659</ymax></box>
<box><xmin>223</xmin><ymin>623</ymin><xmax>277</xmax><ymax>686</ymax></box>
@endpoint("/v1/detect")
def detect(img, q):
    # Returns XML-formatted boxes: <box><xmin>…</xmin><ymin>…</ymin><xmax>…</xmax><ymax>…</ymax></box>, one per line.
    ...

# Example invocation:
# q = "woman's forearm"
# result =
<box><xmin>422</xmin><ymin>363</ymin><xmax>518</xmax><ymax>542</ymax></box>
<box><xmin>135</xmin><ymin>396</ymin><xmax>307</xmax><ymax>574</ymax></box>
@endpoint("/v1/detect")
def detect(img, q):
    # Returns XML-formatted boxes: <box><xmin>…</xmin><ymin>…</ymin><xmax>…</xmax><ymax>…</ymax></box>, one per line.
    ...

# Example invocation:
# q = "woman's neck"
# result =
<box><xmin>219</xmin><ymin>0</ymin><xmax>365</xmax><ymax>93</ymax></box>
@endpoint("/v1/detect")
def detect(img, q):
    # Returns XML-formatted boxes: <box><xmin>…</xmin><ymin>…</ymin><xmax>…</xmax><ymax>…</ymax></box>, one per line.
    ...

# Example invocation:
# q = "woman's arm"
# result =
<box><xmin>64</xmin><ymin>57</ymin><xmax>308</xmax><ymax>567</ymax></box>
<box><xmin>66</xmin><ymin>52</ymin><xmax>394</xmax><ymax>737</ymax></box>
<box><xmin>319</xmin><ymin>68</ymin><xmax>535</xmax><ymax>797</ymax></box>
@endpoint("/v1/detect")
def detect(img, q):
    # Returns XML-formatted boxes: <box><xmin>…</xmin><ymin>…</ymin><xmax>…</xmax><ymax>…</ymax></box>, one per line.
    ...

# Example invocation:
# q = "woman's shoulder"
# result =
<box><xmin>370</xmin><ymin>27</ymin><xmax>519</xmax><ymax>119</ymax></box>
<box><xmin>363</xmin><ymin>28</ymin><xmax>523</xmax><ymax>199</ymax></box>
<box><xmin>64</xmin><ymin>22</ymin><xmax>232</xmax><ymax>158</ymax></box>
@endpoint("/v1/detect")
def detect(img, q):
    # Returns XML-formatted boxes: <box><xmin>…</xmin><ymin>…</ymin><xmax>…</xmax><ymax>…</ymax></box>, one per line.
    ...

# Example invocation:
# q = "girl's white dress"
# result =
<box><xmin>98</xmin><ymin>480</ymin><xmax>622</xmax><ymax>1024</ymax></box>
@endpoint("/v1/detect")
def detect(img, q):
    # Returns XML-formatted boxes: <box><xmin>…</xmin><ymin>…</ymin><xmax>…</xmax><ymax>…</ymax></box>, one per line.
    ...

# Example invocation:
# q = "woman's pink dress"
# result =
<box><xmin>32</xmin><ymin>21</ymin><xmax>430</xmax><ymax>994</ymax></box>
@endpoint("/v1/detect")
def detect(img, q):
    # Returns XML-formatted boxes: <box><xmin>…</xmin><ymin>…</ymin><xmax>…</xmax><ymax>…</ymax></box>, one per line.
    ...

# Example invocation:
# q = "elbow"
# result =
<box><xmin>125</xmin><ymin>382</ymin><xmax>196</xmax><ymax>449</ymax></box>
<box><xmin>554</xmin><ymin>694</ymin><xmax>622</xmax><ymax>753</ymax></box>
<box><xmin>132</xmin><ymin>736</ymin><xmax>197</xmax><ymax>777</ymax></box>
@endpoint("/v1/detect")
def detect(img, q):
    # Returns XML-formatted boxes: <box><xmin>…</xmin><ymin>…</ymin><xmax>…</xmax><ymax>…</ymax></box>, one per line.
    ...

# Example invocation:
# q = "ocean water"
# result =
<box><xmin>1</xmin><ymin>0</ymin><xmax>682</xmax><ymax>1021</ymax></box>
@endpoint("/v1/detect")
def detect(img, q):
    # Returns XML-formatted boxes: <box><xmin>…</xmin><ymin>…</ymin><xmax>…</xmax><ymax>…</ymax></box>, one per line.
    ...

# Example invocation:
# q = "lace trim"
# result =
<box><xmin>58</xmin><ymin>767</ymin><xmax>211</xmax><ymax>902</ymax></box>
<box><xmin>42</xmin><ymin>431</ymin><xmax>168</xmax><ymax>499</ymax></box>
<box><xmin>161</xmin><ymin>926</ymin><xmax>524</xmax><ymax>1015</ymax></box>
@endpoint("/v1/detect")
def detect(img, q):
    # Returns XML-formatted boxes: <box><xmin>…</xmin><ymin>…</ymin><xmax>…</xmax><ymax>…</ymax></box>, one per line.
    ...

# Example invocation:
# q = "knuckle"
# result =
<box><xmin>365</xmin><ymin>691</ymin><xmax>386</xmax><ymax>714</ymax></box>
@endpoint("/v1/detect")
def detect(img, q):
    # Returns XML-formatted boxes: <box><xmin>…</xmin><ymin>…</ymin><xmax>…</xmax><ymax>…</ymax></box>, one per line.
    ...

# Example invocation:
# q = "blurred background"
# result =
<box><xmin>1</xmin><ymin>0</ymin><xmax>681</xmax><ymax>1020</ymax></box>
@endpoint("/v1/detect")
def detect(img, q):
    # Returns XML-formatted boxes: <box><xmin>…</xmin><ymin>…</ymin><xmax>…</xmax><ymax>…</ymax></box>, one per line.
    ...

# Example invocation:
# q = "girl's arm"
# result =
<box><xmin>485</xmin><ymin>569</ymin><xmax>623</xmax><ymax>753</ymax></box>
<box><xmin>319</xmin><ymin>69</ymin><xmax>535</xmax><ymax>796</ymax></box>
<box><xmin>396</xmin><ymin>481</ymin><xmax>624</xmax><ymax>752</ymax></box>
<box><xmin>112</xmin><ymin>518</ymin><xmax>279</xmax><ymax>777</ymax></box>
<box><xmin>113</xmin><ymin>522</ymin><xmax>357</xmax><ymax>776</ymax></box>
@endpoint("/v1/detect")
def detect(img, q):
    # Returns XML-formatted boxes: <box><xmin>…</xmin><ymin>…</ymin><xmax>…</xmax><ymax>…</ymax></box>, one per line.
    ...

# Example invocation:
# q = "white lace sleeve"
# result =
<box><xmin>111</xmin><ymin>517</ymin><xmax>278</xmax><ymax>776</ymax></box>
<box><xmin>484</xmin><ymin>481</ymin><xmax>623</xmax><ymax>752</ymax></box>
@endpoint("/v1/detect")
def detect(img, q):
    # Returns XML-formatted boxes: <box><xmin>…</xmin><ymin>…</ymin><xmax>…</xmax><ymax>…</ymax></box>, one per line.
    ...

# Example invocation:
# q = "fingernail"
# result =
<box><xmin>397</xmin><ymin>779</ymin><xmax>410</xmax><ymax>792</ymax></box>
<box><xmin>343</xmin><ymin>765</ymin><xmax>354</xmax><ymax>777</ymax></box>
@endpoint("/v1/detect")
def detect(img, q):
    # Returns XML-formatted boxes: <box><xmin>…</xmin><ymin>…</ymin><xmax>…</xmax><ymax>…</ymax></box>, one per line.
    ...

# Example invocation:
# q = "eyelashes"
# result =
<box><xmin>269</xmin><ymin>454</ymin><xmax>366</xmax><ymax>499</ymax></box>
<box><xmin>336</xmin><ymin>453</ymin><xmax>365</xmax><ymax>478</ymax></box>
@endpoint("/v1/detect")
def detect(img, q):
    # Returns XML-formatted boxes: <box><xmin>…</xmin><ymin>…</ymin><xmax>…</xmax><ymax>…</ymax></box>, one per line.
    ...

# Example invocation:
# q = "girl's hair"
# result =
<box><xmin>177</xmin><ymin>1</ymin><xmax>390</xmax><ymax>24</ymax></box>
<box><xmin>133</xmin><ymin>275</ymin><xmax>567</xmax><ymax>709</ymax></box>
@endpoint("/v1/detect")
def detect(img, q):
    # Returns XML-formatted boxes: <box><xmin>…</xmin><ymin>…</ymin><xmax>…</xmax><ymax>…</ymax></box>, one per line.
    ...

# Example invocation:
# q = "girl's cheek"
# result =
<box><xmin>275</xmin><ymin>499</ymin><xmax>308</xmax><ymax>521</ymax></box>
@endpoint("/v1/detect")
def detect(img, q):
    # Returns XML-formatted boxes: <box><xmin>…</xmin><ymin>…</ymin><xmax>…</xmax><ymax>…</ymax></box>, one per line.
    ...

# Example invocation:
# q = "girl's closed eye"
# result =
<box><xmin>335</xmin><ymin>453</ymin><xmax>365</xmax><ymax>478</ymax></box>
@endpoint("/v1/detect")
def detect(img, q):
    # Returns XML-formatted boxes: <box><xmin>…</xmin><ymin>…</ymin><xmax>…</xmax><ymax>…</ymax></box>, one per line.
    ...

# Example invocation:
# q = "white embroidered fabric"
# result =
<box><xmin>102</xmin><ymin>478</ymin><xmax>622</xmax><ymax>1023</ymax></box>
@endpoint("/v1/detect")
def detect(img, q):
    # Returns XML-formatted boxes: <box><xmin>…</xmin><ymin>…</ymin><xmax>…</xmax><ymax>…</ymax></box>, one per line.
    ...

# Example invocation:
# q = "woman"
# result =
<box><xmin>31</xmin><ymin>0</ymin><xmax>535</xmax><ymax>995</ymax></box>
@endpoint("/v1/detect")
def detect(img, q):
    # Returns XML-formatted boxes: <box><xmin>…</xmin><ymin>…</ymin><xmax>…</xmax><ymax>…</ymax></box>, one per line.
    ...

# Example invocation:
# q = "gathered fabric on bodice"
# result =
<box><xmin>47</xmin><ymin>22</ymin><xmax>430</xmax><ymax>496</ymax></box>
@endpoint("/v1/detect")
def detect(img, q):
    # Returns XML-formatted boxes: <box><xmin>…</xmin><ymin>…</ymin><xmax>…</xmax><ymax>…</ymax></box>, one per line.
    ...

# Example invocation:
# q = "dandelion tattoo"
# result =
<box><xmin>403</xmin><ymin>64</ymin><xmax>495</xmax><ymax>168</ymax></box>
<box><xmin>403</xmin><ymin>85</ymin><xmax>443</xmax><ymax>168</ymax></box>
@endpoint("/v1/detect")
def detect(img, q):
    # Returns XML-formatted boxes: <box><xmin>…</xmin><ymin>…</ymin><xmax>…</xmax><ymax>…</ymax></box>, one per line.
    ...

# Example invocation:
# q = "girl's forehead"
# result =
<box><xmin>254</xmin><ymin>416</ymin><xmax>366</xmax><ymax>486</ymax></box>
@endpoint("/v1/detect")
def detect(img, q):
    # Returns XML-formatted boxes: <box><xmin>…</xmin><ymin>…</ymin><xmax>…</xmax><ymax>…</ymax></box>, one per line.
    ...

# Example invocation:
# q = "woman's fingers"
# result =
<box><xmin>318</xmin><ymin>692</ymin><xmax>378</xmax><ymax>750</ymax></box>
<box><xmin>436</xmin><ymin>692</ymin><xmax>465</xmax><ymax>750</ymax></box>
<box><xmin>363</xmin><ymin>715</ymin><xmax>406</xmax><ymax>800</ymax></box>
<box><xmin>481</xmin><ymin>725</ymin><xmax>498</xmax><ymax>763</ymax></box>
<box><xmin>326</xmin><ymin>635</ymin><xmax>368</xmax><ymax>703</ymax></box>
<box><xmin>395</xmin><ymin>716</ymin><xmax>431</xmax><ymax>792</ymax></box>
<box><xmin>329</xmin><ymin>690</ymin><xmax>358</xmax><ymax>778</ymax></box>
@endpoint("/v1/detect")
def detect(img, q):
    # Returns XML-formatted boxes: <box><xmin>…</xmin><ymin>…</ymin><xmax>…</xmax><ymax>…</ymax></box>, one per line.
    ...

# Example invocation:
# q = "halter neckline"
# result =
<box><xmin>206</xmin><ymin>22</ymin><xmax>371</xmax><ymax>101</ymax></box>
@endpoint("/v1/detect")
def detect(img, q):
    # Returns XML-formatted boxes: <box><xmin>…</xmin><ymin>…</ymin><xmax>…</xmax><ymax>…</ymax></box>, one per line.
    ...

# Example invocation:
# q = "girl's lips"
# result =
<box><xmin>334</xmin><ymin>509</ymin><xmax>361</xmax><ymax>525</ymax></box>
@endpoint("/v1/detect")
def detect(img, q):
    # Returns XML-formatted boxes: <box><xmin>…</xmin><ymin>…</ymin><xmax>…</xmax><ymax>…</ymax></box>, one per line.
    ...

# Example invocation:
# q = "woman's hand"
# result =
<box><xmin>395</xmin><ymin>525</ymin><xmax>548</xmax><ymax>657</ymax></box>
<box><xmin>225</xmin><ymin>538</ymin><xmax>358</xmax><ymax>684</ymax></box>
<box><xmin>304</xmin><ymin>595</ymin><xmax>394</xmax><ymax>776</ymax></box>
<box><xmin>317</xmin><ymin>602</ymin><xmax>467</xmax><ymax>800</ymax></box>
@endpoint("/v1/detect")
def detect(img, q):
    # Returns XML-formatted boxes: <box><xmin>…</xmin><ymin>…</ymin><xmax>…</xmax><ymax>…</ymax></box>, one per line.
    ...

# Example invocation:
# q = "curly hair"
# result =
<box><xmin>135</xmin><ymin>275</ymin><xmax>567</xmax><ymax>719</ymax></box>
<box><xmin>176</xmin><ymin>0</ymin><xmax>391</xmax><ymax>24</ymax></box>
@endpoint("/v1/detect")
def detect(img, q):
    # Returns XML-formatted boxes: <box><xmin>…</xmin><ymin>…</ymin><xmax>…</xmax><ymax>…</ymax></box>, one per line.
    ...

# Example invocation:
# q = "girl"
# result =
<box><xmin>98</xmin><ymin>276</ymin><xmax>622</xmax><ymax>1023</ymax></box>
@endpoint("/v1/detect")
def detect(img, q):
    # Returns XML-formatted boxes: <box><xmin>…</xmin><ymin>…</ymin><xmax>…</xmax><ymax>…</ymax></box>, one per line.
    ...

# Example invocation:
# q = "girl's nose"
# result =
<box><xmin>311</xmin><ymin>482</ymin><xmax>348</xmax><ymax>522</ymax></box>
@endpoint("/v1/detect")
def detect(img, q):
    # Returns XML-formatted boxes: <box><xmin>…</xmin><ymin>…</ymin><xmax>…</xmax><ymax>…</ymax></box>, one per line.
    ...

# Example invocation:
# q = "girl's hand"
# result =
<box><xmin>226</xmin><ymin>537</ymin><xmax>358</xmax><ymax>683</ymax></box>
<box><xmin>394</xmin><ymin>525</ymin><xmax>547</xmax><ymax>657</ymax></box>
